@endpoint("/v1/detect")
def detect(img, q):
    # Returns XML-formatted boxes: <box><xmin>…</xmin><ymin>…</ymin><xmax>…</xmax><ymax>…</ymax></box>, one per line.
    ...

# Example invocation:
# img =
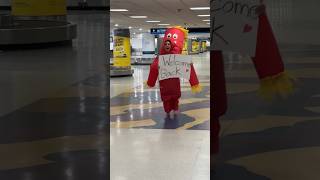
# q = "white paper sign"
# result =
<box><xmin>211</xmin><ymin>0</ymin><xmax>260</xmax><ymax>56</ymax></box>
<box><xmin>158</xmin><ymin>54</ymin><xmax>192</xmax><ymax>81</ymax></box>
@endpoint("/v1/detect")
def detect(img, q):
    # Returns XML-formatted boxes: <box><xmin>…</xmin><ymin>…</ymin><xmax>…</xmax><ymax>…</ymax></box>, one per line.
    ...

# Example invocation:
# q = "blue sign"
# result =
<box><xmin>150</xmin><ymin>27</ymin><xmax>210</xmax><ymax>34</ymax></box>
<box><xmin>150</xmin><ymin>28</ymin><xmax>167</xmax><ymax>34</ymax></box>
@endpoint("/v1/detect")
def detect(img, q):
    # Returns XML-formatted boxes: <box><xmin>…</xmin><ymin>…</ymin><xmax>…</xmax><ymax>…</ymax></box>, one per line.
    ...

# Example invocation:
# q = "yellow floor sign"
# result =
<box><xmin>12</xmin><ymin>0</ymin><xmax>66</xmax><ymax>16</ymax></box>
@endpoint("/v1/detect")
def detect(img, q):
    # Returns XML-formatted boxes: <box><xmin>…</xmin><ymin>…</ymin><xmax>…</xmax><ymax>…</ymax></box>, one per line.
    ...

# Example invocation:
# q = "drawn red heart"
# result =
<box><xmin>243</xmin><ymin>24</ymin><xmax>252</xmax><ymax>33</ymax></box>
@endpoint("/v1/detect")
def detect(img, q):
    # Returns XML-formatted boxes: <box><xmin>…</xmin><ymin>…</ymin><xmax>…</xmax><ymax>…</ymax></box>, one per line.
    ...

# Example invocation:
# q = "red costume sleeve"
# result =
<box><xmin>189</xmin><ymin>63</ymin><xmax>202</xmax><ymax>93</ymax></box>
<box><xmin>189</xmin><ymin>64</ymin><xmax>199</xmax><ymax>86</ymax></box>
<box><xmin>252</xmin><ymin>13</ymin><xmax>284</xmax><ymax>79</ymax></box>
<box><xmin>251</xmin><ymin>13</ymin><xmax>294</xmax><ymax>99</ymax></box>
<box><xmin>147</xmin><ymin>57</ymin><xmax>159</xmax><ymax>87</ymax></box>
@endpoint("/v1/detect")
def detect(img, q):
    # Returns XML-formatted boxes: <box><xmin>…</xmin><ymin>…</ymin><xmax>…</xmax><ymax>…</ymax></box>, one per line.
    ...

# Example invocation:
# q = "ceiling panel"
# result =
<box><xmin>110</xmin><ymin>0</ymin><xmax>210</xmax><ymax>33</ymax></box>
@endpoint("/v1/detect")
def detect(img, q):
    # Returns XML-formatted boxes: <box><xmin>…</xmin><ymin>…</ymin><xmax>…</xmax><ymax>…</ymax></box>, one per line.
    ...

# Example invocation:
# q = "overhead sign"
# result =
<box><xmin>151</xmin><ymin>28</ymin><xmax>210</xmax><ymax>35</ymax></box>
<box><xmin>150</xmin><ymin>28</ymin><xmax>167</xmax><ymax>35</ymax></box>
<box><xmin>211</xmin><ymin>0</ymin><xmax>260</xmax><ymax>56</ymax></box>
<box><xmin>158</xmin><ymin>54</ymin><xmax>192</xmax><ymax>81</ymax></box>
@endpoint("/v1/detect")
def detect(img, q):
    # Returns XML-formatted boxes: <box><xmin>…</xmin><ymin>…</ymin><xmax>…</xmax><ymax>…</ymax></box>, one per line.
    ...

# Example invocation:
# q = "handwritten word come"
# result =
<box><xmin>213</xmin><ymin>0</ymin><xmax>259</xmax><ymax>19</ymax></box>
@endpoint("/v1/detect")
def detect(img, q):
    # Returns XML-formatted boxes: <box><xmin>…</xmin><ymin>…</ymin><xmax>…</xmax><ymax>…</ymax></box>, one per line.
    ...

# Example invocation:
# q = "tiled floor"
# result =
<box><xmin>214</xmin><ymin>54</ymin><xmax>320</xmax><ymax>179</ymax></box>
<box><xmin>110</xmin><ymin>52</ymin><xmax>210</xmax><ymax>180</ymax></box>
<box><xmin>0</xmin><ymin>11</ymin><xmax>108</xmax><ymax>180</ymax></box>
<box><xmin>213</xmin><ymin>1</ymin><xmax>320</xmax><ymax>179</ymax></box>
<box><xmin>111</xmin><ymin>129</ymin><xmax>209</xmax><ymax>180</ymax></box>
<box><xmin>0</xmin><ymin>11</ymin><xmax>107</xmax><ymax>117</ymax></box>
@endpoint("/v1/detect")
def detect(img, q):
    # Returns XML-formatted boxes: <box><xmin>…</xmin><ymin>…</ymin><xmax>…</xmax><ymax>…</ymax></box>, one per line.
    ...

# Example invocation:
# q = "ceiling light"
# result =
<box><xmin>190</xmin><ymin>7</ymin><xmax>210</xmax><ymax>10</ymax></box>
<box><xmin>115</xmin><ymin>24</ymin><xmax>119</xmax><ymax>27</ymax></box>
<box><xmin>110</xmin><ymin>9</ymin><xmax>128</xmax><ymax>12</ymax></box>
<box><xmin>197</xmin><ymin>14</ymin><xmax>210</xmax><ymax>17</ymax></box>
<box><xmin>139</xmin><ymin>28</ymin><xmax>143</xmax><ymax>31</ymax></box>
<box><xmin>129</xmin><ymin>26</ymin><xmax>132</xmax><ymax>29</ymax></box>
<box><xmin>146</xmin><ymin>20</ymin><xmax>161</xmax><ymax>23</ymax></box>
<box><xmin>130</xmin><ymin>16</ymin><xmax>147</xmax><ymax>18</ymax></box>
<box><xmin>158</xmin><ymin>24</ymin><xmax>170</xmax><ymax>26</ymax></box>
<box><xmin>202</xmin><ymin>19</ymin><xmax>210</xmax><ymax>22</ymax></box>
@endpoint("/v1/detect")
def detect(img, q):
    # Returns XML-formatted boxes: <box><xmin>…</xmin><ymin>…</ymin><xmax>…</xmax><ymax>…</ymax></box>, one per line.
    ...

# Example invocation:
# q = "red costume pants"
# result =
<box><xmin>163</xmin><ymin>98</ymin><xmax>179</xmax><ymax>113</ymax></box>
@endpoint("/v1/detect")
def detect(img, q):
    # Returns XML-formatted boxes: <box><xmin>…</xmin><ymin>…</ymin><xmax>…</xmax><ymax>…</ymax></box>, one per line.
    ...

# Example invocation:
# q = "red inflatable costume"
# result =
<box><xmin>147</xmin><ymin>27</ymin><xmax>202</xmax><ymax>114</ymax></box>
<box><xmin>212</xmin><ymin>5</ymin><xmax>295</xmax><ymax>155</ymax></box>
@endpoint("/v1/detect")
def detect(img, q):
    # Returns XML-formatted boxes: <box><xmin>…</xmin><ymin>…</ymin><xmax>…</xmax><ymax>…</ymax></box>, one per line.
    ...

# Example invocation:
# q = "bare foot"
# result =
<box><xmin>169</xmin><ymin>111</ymin><xmax>174</xmax><ymax>119</ymax></box>
<box><xmin>165</xmin><ymin>112</ymin><xmax>170</xmax><ymax>119</ymax></box>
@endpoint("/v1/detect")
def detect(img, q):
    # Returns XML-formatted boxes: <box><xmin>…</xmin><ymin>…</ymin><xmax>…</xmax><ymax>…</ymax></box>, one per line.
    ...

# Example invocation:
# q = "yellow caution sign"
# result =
<box><xmin>113</xmin><ymin>29</ymin><xmax>131</xmax><ymax>67</ymax></box>
<box><xmin>182</xmin><ymin>40</ymin><xmax>188</xmax><ymax>55</ymax></box>
<box><xmin>192</xmin><ymin>40</ymin><xmax>199</xmax><ymax>53</ymax></box>
<box><xmin>12</xmin><ymin>0</ymin><xmax>67</xmax><ymax>16</ymax></box>
<box><xmin>202</xmin><ymin>41</ymin><xmax>207</xmax><ymax>51</ymax></box>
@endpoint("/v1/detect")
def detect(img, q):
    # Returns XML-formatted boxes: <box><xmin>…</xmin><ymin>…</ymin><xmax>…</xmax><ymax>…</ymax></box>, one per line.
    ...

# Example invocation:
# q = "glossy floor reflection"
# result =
<box><xmin>110</xmin><ymin>52</ymin><xmax>210</xmax><ymax>130</ymax></box>
<box><xmin>0</xmin><ymin>11</ymin><xmax>107</xmax><ymax>117</ymax></box>
<box><xmin>110</xmin><ymin>52</ymin><xmax>210</xmax><ymax>180</ymax></box>
<box><xmin>0</xmin><ymin>11</ymin><xmax>108</xmax><ymax>180</ymax></box>
<box><xmin>212</xmin><ymin>1</ymin><xmax>320</xmax><ymax>179</ymax></box>
<box><xmin>110</xmin><ymin>129</ymin><xmax>209</xmax><ymax>180</ymax></box>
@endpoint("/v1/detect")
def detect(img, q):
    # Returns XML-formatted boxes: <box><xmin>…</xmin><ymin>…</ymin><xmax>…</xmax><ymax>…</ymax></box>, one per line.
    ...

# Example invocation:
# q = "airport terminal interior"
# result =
<box><xmin>110</xmin><ymin>0</ymin><xmax>210</xmax><ymax>179</ymax></box>
<box><xmin>1</xmin><ymin>0</ymin><xmax>320</xmax><ymax>179</ymax></box>
<box><xmin>0</xmin><ymin>0</ymin><xmax>108</xmax><ymax>179</ymax></box>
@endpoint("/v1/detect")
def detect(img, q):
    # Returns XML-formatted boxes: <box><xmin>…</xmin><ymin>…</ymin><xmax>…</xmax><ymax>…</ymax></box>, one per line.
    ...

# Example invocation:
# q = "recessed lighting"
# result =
<box><xmin>130</xmin><ymin>16</ymin><xmax>147</xmax><ymax>18</ymax></box>
<box><xmin>190</xmin><ymin>7</ymin><xmax>210</xmax><ymax>10</ymax></box>
<box><xmin>110</xmin><ymin>9</ymin><xmax>128</xmax><ymax>12</ymax></box>
<box><xmin>129</xmin><ymin>26</ymin><xmax>132</xmax><ymax>29</ymax></box>
<box><xmin>133</xmin><ymin>32</ymin><xmax>136</xmax><ymax>35</ymax></box>
<box><xmin>146</xmin><ymin>20</ymin><xmax>161</xmax><ymax>23</ymax></box>
<box><xmin>115</xmin><ymin>24</ymin><xmax>119</xmax><ymax>27</ymax></box>
<box><xmin>197</xmin><ymin>14</ymin><xmax>210</xmax><ymax>17</ymax></box>
<box><xmin>202</xmin><ymin>19</ymin><xmax>210</xmax><ymax>22</ymax></box>
<box><xmin>158</xmin><ymin>24</ymin><xmax>170</xmax><ymax>26</ymax></box>
<box><xmin>139</xmin><ymin>28</ymin><xmax>143</xmax><ymax>31</ymax></box>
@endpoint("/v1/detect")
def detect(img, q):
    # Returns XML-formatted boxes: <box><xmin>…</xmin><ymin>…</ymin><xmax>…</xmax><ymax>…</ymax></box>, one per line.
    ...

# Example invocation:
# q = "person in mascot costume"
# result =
<box><xmin>147</xmin><ymin>26</ymin><xmax>202</xmax><ymax>118</ymax></box>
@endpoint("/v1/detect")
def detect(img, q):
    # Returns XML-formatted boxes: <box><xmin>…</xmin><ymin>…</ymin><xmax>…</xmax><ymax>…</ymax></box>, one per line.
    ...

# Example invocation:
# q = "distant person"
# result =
<box><xmin>146</xmin><ymin>27</ymin><xmax>202</xmax><ymax>118</ymax></box>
